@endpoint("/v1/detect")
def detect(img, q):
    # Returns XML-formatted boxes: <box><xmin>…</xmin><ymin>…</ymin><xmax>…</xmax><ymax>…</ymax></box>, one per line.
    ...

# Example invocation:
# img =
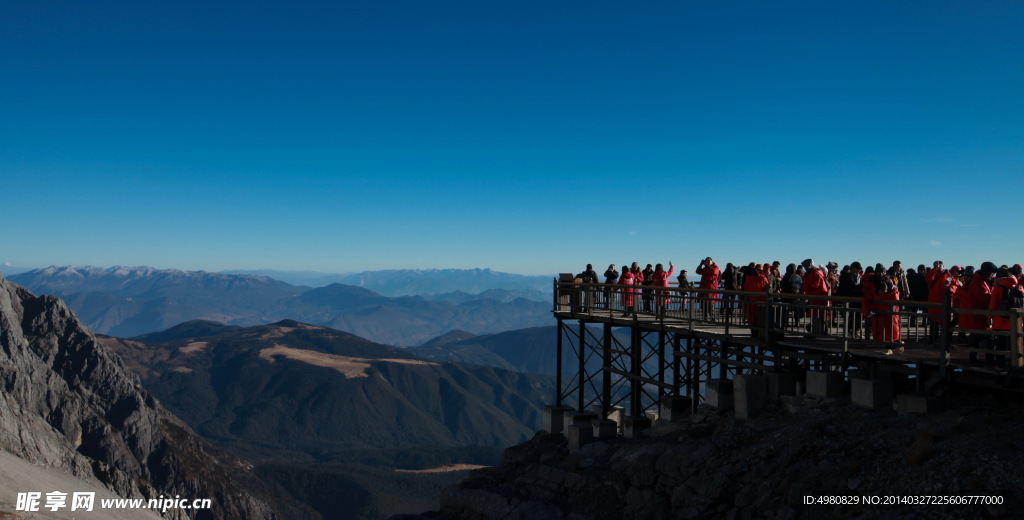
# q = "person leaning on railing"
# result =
<box><xmin>575</xmin><ymin>264</ymin><xmax>599</xmax><ymax>312</ymax></box>
<box><xmin>618</xmin><ymin>264</ymin><xmax>638</xmax><ymax>317</ymax></box>
<box><xmin>602</xmin><ymin>264</ymin><xmax>618</xmax><ymax>307</ymax></box>
<box><xmin>801</xmin><ymin>259</ymin><xmax>831</xmax><ymax>335</ymax></box>
<box><xmin>863</xmin><ymin>273</ymin><xmax>902</xmax><ymax>352</ymax></box>
<box><xmin>961</xmin><ymin>261</ymin><xmax>997</xmax><ymax>359</ymax></box>
<box><xmin>988</xmin><ymin>265</ymin><xmax>1023</xmax><ymax>367</ymax></box>
<box><xmin>742</xmin><ymin>264</ymin><xmax>770</xmax><ymax>328</ymax></box>
<box><xmin>651</xmin><ymin>262</ymin><xmax>675</xmax><ymax>315</ymax></box>
<box><xmin>696</xmin><ymin>257</ymin><xmax>721</xmax><ymax>318</ymax></box>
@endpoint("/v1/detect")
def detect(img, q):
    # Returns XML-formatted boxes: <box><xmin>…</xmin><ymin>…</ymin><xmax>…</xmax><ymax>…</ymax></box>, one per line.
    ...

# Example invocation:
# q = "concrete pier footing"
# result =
<box><xmin>623</xmin><ymin>416</ymin><xmax>652</xmax><ymax>438</ymax></box>
<box><xmin>851</xmin><ymin>379</ymin><xmax>893</xmax><ymax>410</ymax></box>
<box><xmin>806</xmin><ymin>371</ymin><xmax>844</xmax><ymax>398</ymax></box>
<box><xmin>734</xmin><ymin>374</ymin><xmax>768</xmax><ymax>419</ymax></box>
<box><xmin>706</xmin><ymin>379</ymin><xmax>734</xmax><ymax>410</ymax></box>
<box><xmin>897</xmin><ymin>394</ymin><xmax>942</xmax><ymax>415</ymax></box>
<box><xmin>542</xmin><ymin>405</ymin><xmax>574</xmax><ymax>434</ymax></box>
<box><xmin>659</xmin><ymin>395</ymin><xmax>692</xmax><ymax>422</ymax></box>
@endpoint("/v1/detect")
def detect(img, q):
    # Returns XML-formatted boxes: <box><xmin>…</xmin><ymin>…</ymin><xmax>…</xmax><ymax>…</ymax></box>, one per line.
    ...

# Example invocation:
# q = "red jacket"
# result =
<box><xmin>742</xmin><ymin>272</ymin><xmax>769</xmax><ymax>324</ymax></box>
<box><xmin>652</xmin><ymin>265</ymin><xmax>675</xmax><ymax>304</ymax></box>
<box><xmin>960</xmin><ymin>276</ymin><xmax>992</xmax><ymax>331</ymax></box>
<box><xmin>696</xmin><ymin>264</ymin><xmax>720</xmax><ymax>290</ymax></box>
<box><xmin>863</xmin><ymin>286</ymin><xmax>901</xmax><ymax>342</ymax></box>
<box><xmin>651</xmin><ymin>265</ymin><xmax>675</xmax><ymax>288</ymax></box>
<box><xmin>801</xmin><ymin>268</ymin><xmax>830</xmax><ymax>297</ymax></box>
<box><xmin>989</xmin><ymin>276</ymin><xmax>1021</xmax><ymax>331</ymax></box>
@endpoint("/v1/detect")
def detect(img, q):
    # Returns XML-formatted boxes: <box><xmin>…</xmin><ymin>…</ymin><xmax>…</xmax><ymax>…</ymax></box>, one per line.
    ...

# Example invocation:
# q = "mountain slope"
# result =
<box><xmin>0</xmin><ymin>274</ymin><xmax>288</xmax><ymax>519</ymax></box>
<box><xmin>101</xmin><ymin>320</ymin><xmax>555</xmax><ymax>460</ymax></box>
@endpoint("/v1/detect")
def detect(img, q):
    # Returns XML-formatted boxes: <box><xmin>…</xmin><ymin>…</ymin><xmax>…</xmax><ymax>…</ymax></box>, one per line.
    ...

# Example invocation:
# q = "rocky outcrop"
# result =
<box><xmin>406</xmin><ymin>391</ymin><xmax>1024</xmax><ymax>520</ymax></box>
<box><xmin>0</xmin><ymin>274</ymin><xmax>278</xmax><ymax>519</ymax></box>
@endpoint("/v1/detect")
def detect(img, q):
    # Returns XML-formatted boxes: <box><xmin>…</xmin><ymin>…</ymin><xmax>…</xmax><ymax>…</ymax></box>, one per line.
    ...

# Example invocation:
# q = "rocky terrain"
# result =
<box><xmin>400</xmin><ymin>387</ymin><xmax>1024</xmax><ymax>520</ymax></box>
<box><xmin>0</xmin><ymin>274</ymin><xmax>298</xmax><ymax>519</ymax></box>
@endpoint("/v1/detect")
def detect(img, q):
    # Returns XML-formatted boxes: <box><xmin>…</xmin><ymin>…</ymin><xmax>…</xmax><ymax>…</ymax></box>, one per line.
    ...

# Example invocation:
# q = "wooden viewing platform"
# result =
<box><xmin>549</xmin><ymin>280</ymin><xmax>1024</xmax><ymax>431</ymax></box>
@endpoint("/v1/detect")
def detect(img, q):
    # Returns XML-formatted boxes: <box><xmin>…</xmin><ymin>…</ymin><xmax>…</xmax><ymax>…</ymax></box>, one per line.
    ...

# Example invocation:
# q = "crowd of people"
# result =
<box><xmin>574</xmin><ymin>257</ymin><xmax>1024</xmax><ymax>363</ymax></box>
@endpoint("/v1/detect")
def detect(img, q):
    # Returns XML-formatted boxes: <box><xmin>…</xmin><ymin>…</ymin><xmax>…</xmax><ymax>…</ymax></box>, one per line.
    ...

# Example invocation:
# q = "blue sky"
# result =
<box><xmin>2</xmin><ymin>1</ymin><xmax>1022</xmax><ymax>276</ymax></box>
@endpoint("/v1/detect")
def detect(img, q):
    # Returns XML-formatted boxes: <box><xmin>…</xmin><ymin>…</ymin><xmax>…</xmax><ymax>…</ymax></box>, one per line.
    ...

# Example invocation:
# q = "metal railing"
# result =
<box><xmin>554</xmin><ymin>280</ymin><xmax>1024</xmax><ymax>371</ymax></box>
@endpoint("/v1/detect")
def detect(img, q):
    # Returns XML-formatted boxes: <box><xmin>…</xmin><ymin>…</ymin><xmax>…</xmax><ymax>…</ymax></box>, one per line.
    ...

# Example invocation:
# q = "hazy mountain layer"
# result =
<box><xmin>227</xmin><ymin>267</ymin><xmax>553</xmax><ymax>296</ymax></box>
<box><xmin>12</xmin><ymin>266</ymin><xmax>551</xmax><ymax>344</ymax></box>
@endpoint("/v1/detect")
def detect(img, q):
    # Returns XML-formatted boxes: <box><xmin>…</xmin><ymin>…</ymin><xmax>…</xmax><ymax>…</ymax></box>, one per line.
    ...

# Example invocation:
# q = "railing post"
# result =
<box><xmin>763</xmin><ymin>290</ymin><xmax>772</xmax><ymax>343</ymax></box>
<box><xmin>552</xmin><ymin>279</ymin><xmax>558</xmax><ymax>313</ymax></box>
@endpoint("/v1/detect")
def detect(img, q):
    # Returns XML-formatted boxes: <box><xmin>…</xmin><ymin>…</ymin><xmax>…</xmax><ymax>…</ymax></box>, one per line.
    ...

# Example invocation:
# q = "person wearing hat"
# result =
<box><xmin>961</xmin><ymin>261</ymin><xmax>997</xmax><ymax>356</ymax></box>
<box><xmin>926</xmin><ymin>264</ymin><xmax>962</xmax><ymax>344</ymax></box>
<box><xmin>888</xmin><ymin>261</ymin><xmax>910</xmax><ymax>302</ymax></box>
<box><xmin>864</xmin><ymin>276</ymin><xmax>902</xmax><ymax>349</ymax></box>
<box><xmin>801</xmin><ymin>259</ymin><xmax>831</xmax><ymax>335</ymax></box>
<box><xmin>989</xmin><ymin>266</ymin><xmax>1023</xmax><ymax>367</ymax></box>
<box><xmin>602</xmin><ymin>264</ymin><xmax>619</xmax><ymax>307</ymax></box>
<box><xmin>651</xmin><ymin>262</ymin><xmax>675</xmax><ymax>316</ymax></box>
<box><xmin>778</xmin><ymin>263</ymin><xmax>803</xmax><ymax>328</ymax></box>
<box><xmin>641</xmin><ymin>264</ymin><xmax>656</xmax><ymax>313</ymax></box>
<box><xmin>696</xmin><ymin>257</ymin><xmax>721</xmax><ymax>319</ymax></box>
<box><xmin>617</xmin><ymin>264</ymin><xmax>638</xmax><ymax>317</ymax></box>
<box><xmin>742</xmin><ymin>263</ymin><xmax>770</xmax><ymax>330</ymax></box>
<box><xmin>676</xmin><ymin>268</ymin><xmax>690</xmax><ymax>309</ymax></box>
<box><xmin>575</xmin><ymin>264</ymin><xmax>600</xmax><ymax>312</ymax></box>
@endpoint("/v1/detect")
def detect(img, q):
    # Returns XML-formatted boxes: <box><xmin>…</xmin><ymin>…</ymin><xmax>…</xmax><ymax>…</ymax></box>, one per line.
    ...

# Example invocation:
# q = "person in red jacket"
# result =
<box><xmin>800</xmin><ymin>259</ymin><xmax>831</xmax><ymax>335</ymax></box>
<box><xmin>961</xmin><ymin>262</ymin><xmax>997</xmax><ymax>357</ymax></box>
<box><xmin>926</xmin><ymin>264</ymin><xmax>962</xmax><ymax>343</ymax></box>
<box><xmin>863</xmin><ymin>275</ymin><xmax>901</xmax><ymax>349</ymax></box>
<box><xmin>988</xmin><ymin>267</ymin><xmax>1022</xmax><ymax>367</ymax></box>
<box><xmin>742</xmin><ymin>264</ymin><xmax>770</xmax><ymax>327</ymax></box>
<box><xmin>617</xmin><ymin>265</ymin><xmax>637</xmax><ymax>317</ymax></box>
<box><xmin>696</xmin><ymin>257</ymin><xmax>721</xmax><ymax>319</ymax></box>
<box><xmin>651</xmin><ymin>262</ymin><xmax>675</xmax><ymax>316</ymax></box>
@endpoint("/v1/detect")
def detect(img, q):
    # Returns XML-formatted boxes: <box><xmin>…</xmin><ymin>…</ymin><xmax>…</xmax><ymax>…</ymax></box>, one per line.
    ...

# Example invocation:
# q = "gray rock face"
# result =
<box><xmin>0</xmin><ymin>275</ymin><xmax>276</xmax><ymax>519</ymax></box>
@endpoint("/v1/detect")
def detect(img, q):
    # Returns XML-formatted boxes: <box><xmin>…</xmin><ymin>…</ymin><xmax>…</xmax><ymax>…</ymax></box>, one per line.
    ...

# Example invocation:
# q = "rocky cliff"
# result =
<box><xmin>401</xmin><ymin>389</ymin><xmax>1024</xmax><ymax>520</ymax></box>
<box><xmin>0</xmin><ymin>274</ymin><xmax>280</xmax><ymax>519</ymax></box>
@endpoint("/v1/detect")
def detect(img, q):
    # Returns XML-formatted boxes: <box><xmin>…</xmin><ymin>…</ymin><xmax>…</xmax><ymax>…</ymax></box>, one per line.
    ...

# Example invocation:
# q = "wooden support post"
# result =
<box><xmin>687</xmin><ymin>336</ymin><xmax>699</xmax><ymax>413</ymax></box>
<box><xmin>556</xmin><ymin>318</ymin><xmax>564</xmax><ymax>407</ymax></box>
<box><xmin>940</xmin><ymin>287</ymin><xmax>951</xmax><ymax>379</ymax></box>
<box><xmin>672</xmin><ymin>334</ymin><xmax>682</xmax><ymax>396</ymax></box>
<box><xmin>657</xmin><ymin>331</ymin><xmax>666</xmax><ymax>401</ymax></box>
<box><xmin>578</xmin><ymin>319</ymin><xmax>586</xmax><ymax>412</ymax></box>
<box><xmin>602</xmin><ymin>323</ymin><xmax>612</xmax><ymax>418</ymax></box>
<box><xmin>630</xmin><ymin>325</ymin><xmax>642</xmax><ymax>417</ymax></box>
<box><xmin>1011</xmin><ymin>309</ymin><xmax>1022</xmax><ymax>370</ymax></box>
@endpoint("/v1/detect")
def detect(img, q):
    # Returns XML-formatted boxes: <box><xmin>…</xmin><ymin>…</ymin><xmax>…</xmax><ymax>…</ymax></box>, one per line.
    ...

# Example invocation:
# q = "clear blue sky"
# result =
<box><xmin>3</xmin><ymin>1</ymin><xmax>1022</xmax><ymax>275</ymax></box>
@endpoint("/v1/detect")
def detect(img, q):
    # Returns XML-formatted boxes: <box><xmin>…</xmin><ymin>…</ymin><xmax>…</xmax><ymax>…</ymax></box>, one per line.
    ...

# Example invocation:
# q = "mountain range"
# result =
<box><xmin>11</xmin><ymin>266</ymin><xmax>552</xmax><ymax>344</ymax></box>
<box><xmin>224</xmin><ymin>267</ymin><xmax>553</xmax><ymax>296</ymax></box>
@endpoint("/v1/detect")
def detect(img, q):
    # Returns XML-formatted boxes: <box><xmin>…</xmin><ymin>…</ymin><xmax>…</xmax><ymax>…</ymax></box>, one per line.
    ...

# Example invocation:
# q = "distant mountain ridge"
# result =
<box><xmin>227</xmin><ymin>267</ymin><xmax>553</xmax><ymax>296</ymax></box>
<box><xmin>11</xmin><ymin>266</ymin><xmax>552</xmax><ymax>344</ymax></box>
